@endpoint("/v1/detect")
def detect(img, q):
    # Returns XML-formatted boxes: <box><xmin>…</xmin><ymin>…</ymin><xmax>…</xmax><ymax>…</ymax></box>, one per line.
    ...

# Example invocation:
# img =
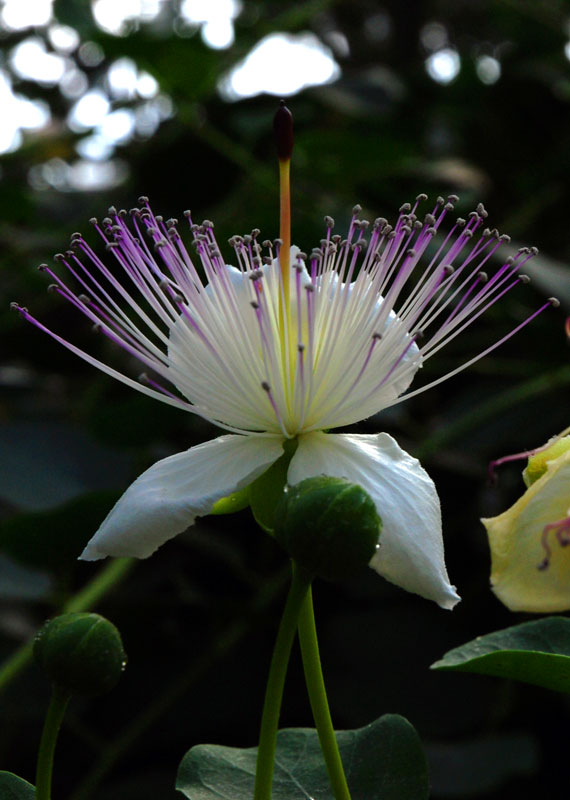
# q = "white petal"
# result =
<box><xmin>288</xmin><ymin>431</ymin><xmax>460</xmax><ymax>609</ymax></box>
<box><xmin>80</xmin><ymin>434</ymin><xmax>284</xmax><ymax>560</ymax></box>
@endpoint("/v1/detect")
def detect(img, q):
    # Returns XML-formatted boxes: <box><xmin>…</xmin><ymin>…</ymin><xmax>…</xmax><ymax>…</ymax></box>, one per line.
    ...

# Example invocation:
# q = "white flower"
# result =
<box><xmin>14</xmin><ymin>196</ymin><xmax>552</xmax><ymax>608</ymax></box>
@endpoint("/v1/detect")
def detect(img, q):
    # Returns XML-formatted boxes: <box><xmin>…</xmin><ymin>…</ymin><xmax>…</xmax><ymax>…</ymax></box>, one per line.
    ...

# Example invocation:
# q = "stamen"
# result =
<box><xmin>538</xmin><ymin>515</ymin><xmax>570</xmax><ymax>570</ymax></box>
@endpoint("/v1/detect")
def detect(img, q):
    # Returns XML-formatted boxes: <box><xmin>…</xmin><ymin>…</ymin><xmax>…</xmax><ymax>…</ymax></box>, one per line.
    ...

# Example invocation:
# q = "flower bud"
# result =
<box><xmin>273</xmin><ymin>476</ymin><xmax>381</xmax><ymax>581</ymax></box>
<box><xmin>34</xmin><ymin>612</ymin><xmax>126</xmax><ymax>696</ymax></box>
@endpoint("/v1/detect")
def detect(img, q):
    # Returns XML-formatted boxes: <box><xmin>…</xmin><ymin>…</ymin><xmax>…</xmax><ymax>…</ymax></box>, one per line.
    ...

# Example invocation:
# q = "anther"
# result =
<box><xmin>436</xmin><ymin>196</ymin><xmax>445</xmax><ymax>205</ymax></box>
<box><xmin>444</xmin><ymin>203</ymin><xmax>454</xmax><ymax>211</ymax></box>
<box><xmin>416</xmin><ymin>193</ymin><xmax>428</xmax><ymax>202</ymax></box>
<box><xmin>250</xmin><ymin>301</ymin><xmax>259</xmax><ymax>309</ymax></box>
<box><xmin>261</xmin><ymin>381</ymin><xmax>271</xmax><ymax>392</ymax></box>
<box><xmin>262</xmin><ymin>240</ymin><xmax>273</xmax><ymax>249</ymax></box>
<box><xmin>381</xmin><ymin>224</ymin><xmax>393</xmax><ymax>236</ymax></box>
<box><xmin>202</xmin><ymin>219</ymin><xmax>214</xmax><ymax>228</ymax></box>
<box><xmin>482</xmin><ymin>228</ymin><xmax>491</xmax><ymax>237</ymax></box>
<box><xmin>414</xmin><ymin>329</ymin><xmax>425</xmax><ymax>342</ymax></box>
<box><xmin>47</xmin><ymin>284</ymin><xmax>59</xmax><ymax>293</ymax></box>
<box><xmin>166</xmin><ymin>218</ymin><xmax>178</xmax><ymax>227</ymax></box>
<box><xmin>463</xmin><ymin>229</ymin><xmax>473</xmax><ymax>238</ymax></box>
<box><xmin>406</xmin><ymin>248</ymin><xmax>416</xmax><ymax>257</ymax></box>
<box><xmin>505</xmin><ymin>256</ymin><xmax>515</xmax><ymax>265</ymax></box>
<box><xmin>107</xmin><ymin>206</ymin><xmax>117</xmax><ymax>216</ymax></box>
<box><xmin>476</xmin><ymin>203</ymin><xmax>488</xmax><ymax>218</ymax></box>
<box><xmin>324</xmin><ymin>215</ymin><xmax>335</xmax><ymax>228</ymax></box>
<box><xmin>530</xmin><ymin>246</ymin><xmax>539</xmax><ymax>255</ymax></box>
<box><xmin>92</xmin><ymin>323</ymin><xmax>101</xmax><ymax>333</ymax></box>
<box><xmin>297</xmin><ymin>343</ymin><xmax>305</xmax><ymax>352</ymax></box>
<box><xmin>262</xmin><ymin>256</ymin><xmax>273</xmax><ymax>265</ymax></box>
<box><xmin>455</xmin><ymin>217</ymin><xmax>466</xmax><ymax>227</ymax></box>
<box><xmin>38</xmin><ymin>263</ymin><xmax>48</xmax><ymax>271</ymax></box>
<box><xmin>424</xmin><ymin>214</ymin><xmax>436</xmax><ymax>226</ymax></box>
<box><xmin>89</xmin><ymin>217</ymin><xmax>98</xmax><ymax>225</ymax></box>
<box><xmin>138</xmin><ymin>195</ymin><xmax>149</xmax><ymax>204</ymax></box>
<box><xmin>442</xmin><ymin>265</ymin><xmax>454</xmax><ymax>275</ymax></box>
<box><xmin>426</xmin><ymin>227</ymin><xmax>437</xmax><ymax>235</ymax></box>
<box><xmin>139</xmin><ymin>372</ymin><xmax>149</xmax><ymax>384</ymax></box>
<box><xmin>70</xmin><ymin>232</ymin><xmax>82</xmax><ymax>240</ymax></box>
<box><xmin>102</xmin><ymin>217</ymin><xmax>112</xmax><ymax>227</ymax></box>
<box><xmin>519</xmin><ymin>274</ymin><xmax>531</xmax><ymax>284</ymax></box>
<box><xmin>399</xmin><ymin>203</ymin><xmax>411</xmax><ymax>213</ymax></box>
<box><xmin>274</xmin><ymin>238</ymin><xmax>283</xmax><ymax>247</ymax></box>
<box><xmin>352</xmin><ymin>204</ymin><xmax>362</xmax><ymax>215</ymax></box>
<box><xmin>468</xmin><ymin>211</ymin><xmax>480</xmax><ymax>220</ymax></box>
<box><xmin>105</xmin><ymin>242</ymin><xmax>120</xmax><ymax>250</ymax></box>
<box><xmin>372</xmin><ymin>332</ymin><xmax>383</xmax><ymax>340</ymax></box>
<box><xmin>477</xmin><ymin>271</ymin><xmax>488</xmax><ymax>283</ymax></box>
<box><xmin>118</xmin><ymin>209</ymin><xmax>127</xmax><ymax>217</ymax></box>
<box><xmin>250</xmin><ymin>227</ymin><xmax>260</xmax><ymax>238</ymax></box>
<box><xmin>54</xmin><ymin>253</ymin><xmax>65</xmax><ymax>261</ymax></box>
<box><xmin>499</xmin><ymin>234</ymin><xmax>511</xmax><ymax>243</ymax></box>
<box><xmin>305</xmin><ymin>284</ymin><xmax>315</xmax><ymax>293</ymax></box>
<box><xmin>549</xmin><ymin>297</ymin><xmax>561</xmax><ymax>307</ymax></box>
<box><xmin>184</xmin><ymin>210</ymin><xmax>192</xmax><ymax>217</ymax></box>
<box><xmin>78</xmin><ymin>294</ymin><xmax>90</xmax><ymax>303</ymax></box>
<box><xmin>447</xmin><ymin>194</ymin><xmax>459</xmax><ymax>203</ymax></box>
<box><xmin>518</xmin><ymin>246</ymin><xmax>531</xmax><ymax>254</ymax></box>
<box><xmin>332</xmin><ymin>234</ymin><xmax>342</xmax><ymax>243</ymax></box>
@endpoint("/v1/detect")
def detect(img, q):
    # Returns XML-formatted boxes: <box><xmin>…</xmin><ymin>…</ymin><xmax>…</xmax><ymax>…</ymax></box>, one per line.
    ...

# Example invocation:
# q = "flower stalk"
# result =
<box><xmin>253</xmin><ymin>561</ymin><xmax>312</xmax><ymax>800</ymax></box>
<box><xmin>35</xmin><ymin>685</ymin><xmax>70</xmax><ymax>800</ymax></box>
<box><xmin>298</xmin><ymin>586</ymin><xmax>352</xmax><ymax>800</ymax></box>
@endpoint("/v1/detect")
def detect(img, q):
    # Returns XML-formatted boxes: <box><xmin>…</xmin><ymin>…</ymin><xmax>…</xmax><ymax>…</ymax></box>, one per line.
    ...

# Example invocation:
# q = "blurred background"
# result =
<box><xmin>1</xmin><ymin>0</ymin><xmax>570</xmax><ymax>798</ymax></box>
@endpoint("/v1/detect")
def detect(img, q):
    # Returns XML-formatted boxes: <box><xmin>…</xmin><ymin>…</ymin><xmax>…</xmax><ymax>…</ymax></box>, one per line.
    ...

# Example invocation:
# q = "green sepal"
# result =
<box><xmin>177</xmin><ymin>714</ymin><xmax>428</xmax><ymax>800</ymax></box>
<box><xmin>209</xmin><ymin>486</ymin><xmax>251</xmax><ymax>515</ymax></box>
<box><xmin>0</xmin><ymin>772</ymin><xmax>35</xmax><ymax>799</ymax></box>
<box><xmin>431</xmin><ymin>616</ymin><xmax>570</xmax><ymax>693</ymax></box>
<box><xmin>248</xmin><ymin>439</ymin><xmax>297</xmax><ymax>532</ymax></box>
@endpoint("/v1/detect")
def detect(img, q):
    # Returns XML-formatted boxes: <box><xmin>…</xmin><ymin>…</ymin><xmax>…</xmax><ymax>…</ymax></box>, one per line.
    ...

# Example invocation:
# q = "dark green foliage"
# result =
<box><xmin>177</xmin><ymin>715</ymin><xmax>428</xmax><ymax>800</ymax></box>
<box><xmin>432</xmin><ymin>617</ymin><xmax>570</xmax><ymax>693</ymax></box>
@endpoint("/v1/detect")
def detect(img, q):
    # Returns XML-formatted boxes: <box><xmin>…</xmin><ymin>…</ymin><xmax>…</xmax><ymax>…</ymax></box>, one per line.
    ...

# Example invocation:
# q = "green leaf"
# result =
<box><xmin>431</xmin><ymin>616</ymin><xmax>570</xmax><ymax>693</ymax></box>
<box><xmin>176</xmin><ymin>715</ymin><xmax>428</xmax><ymax>800</ymax></box>
<box><xmin>0</xmin><ymin>772</ymin><xmax>35</xmax><ymax>799</ymax></box>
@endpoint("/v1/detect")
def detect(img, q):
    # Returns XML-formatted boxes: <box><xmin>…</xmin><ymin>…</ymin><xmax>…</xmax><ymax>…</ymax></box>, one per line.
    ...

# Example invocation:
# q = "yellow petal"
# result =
<box><xmin>483</xmin><ymin>448</ymin><xmax>570</xmax><ymax>612</ymax></box>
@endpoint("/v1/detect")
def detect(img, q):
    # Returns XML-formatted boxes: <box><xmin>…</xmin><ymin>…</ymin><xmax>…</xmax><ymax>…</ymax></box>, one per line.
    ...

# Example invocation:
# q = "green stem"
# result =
<box><xmin>298</xmin><ymin>587</ymin><xmax>351</xmax><ymax>800</ymax></box>
<box><xmin>35</xmin><ymin>685</ymin><xmax>70</xmax><ymax>800</ymax></box>
<box><xmin>0</xmin><ymin>558</ymin><xmax>134</xmax><ymax>695</ymax></box>
<box><xmin>253</xmin><ymin>562</ymin><xmax>312</xmax><ymax>800</ymax></box>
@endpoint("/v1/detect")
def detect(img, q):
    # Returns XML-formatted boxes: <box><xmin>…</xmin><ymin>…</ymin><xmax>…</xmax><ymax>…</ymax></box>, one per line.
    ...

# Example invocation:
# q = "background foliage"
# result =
<box><xmin>1</xmin><ymin>1</ymin><xmax>569</xmax><ymax>798</ymax></box>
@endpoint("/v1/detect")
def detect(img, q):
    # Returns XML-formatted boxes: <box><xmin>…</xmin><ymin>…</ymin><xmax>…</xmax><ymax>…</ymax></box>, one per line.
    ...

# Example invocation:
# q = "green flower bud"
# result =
<box><xmin>34</xmin><ymin>612</ymin><xmax>126</xmax><ymax>696</ymax></box>
<box><xmin>273</xmin><ymin>476</ymin><xmax>381</xmax><ymax>581</ymax></box>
